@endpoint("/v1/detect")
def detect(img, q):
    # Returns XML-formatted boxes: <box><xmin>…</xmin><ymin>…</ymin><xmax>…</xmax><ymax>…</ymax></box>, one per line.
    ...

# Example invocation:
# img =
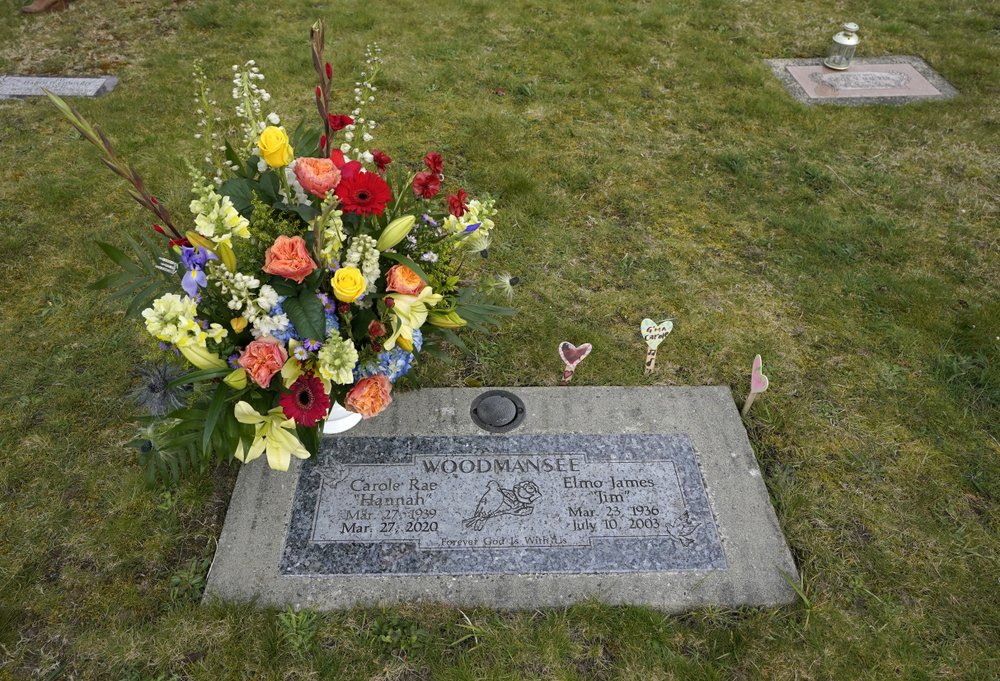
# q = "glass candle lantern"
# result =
<box><xmin>823</xmin><ymin>22</ymin><xmax>859</xmax><ymax>70</ymax></box>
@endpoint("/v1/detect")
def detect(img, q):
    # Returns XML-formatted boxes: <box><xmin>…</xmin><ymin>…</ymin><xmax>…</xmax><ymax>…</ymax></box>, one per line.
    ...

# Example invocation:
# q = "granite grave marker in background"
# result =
<box><xmin>205</xmin><ymin>387</ymin><xmax>799</xmax><ymax>611</ymax></box>
<box><xmin>765</xmin><ymin>56</ymin><xmax>957</xmax><ymax>106</ymax></box>
<box><xmin>0</xmin><ymin>74</ymin><xmax>118</xmax><ymax>99</ymax></box>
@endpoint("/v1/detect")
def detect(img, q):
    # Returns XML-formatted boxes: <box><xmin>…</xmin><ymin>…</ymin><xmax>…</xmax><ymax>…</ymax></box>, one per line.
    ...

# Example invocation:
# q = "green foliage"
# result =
<box><xmin>277</xmin><ymin>607</ymin><xmax>320</xmax><ymax>659</ymax></box>
<box><xmin>235</xmin><ymin>195</ymin><xmax>305</xmax><ymax>274</ymax></box>
<box><xmin>91</xmin><ymin>235</ymin><xmax>176</xmax><ymax>317</ymax></box>
<box><xmin>2</xmin><ymin>0</ymin><xmax>1000</xmax><ymax>678</ymax></box>
<box><xmin>282</xmin><ymin>289</ymin><xmax>327</xmax><ymax>342</ymax></box>
<box><xmin>368</xmin><ymin>612</ymin><xmax>431</xmax><ymax>657</ymax></box>
<box><xmin>168</xmin><ymin>558</ymin><xmax>212</xmax><ymax>604</ymax></box>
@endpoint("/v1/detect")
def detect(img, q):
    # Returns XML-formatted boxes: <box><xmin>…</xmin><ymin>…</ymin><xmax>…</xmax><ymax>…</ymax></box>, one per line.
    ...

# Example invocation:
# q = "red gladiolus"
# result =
<box><xmin>448</xmin><ymin>188</ymin><xmax>469</xmax><ymax>217</ymax></box>
<box><xmin>328</xmin><ymin>114</ymin><xmax>354</xmax><ymax>131</ymax></box>
<box><xmin>423</xmin><ymin>151</ymin><xmax>443</xmax><ymax>176</ymax></box>
<box><xmin>315</xmin><ymin>86</ymin><xmax>322</xmax><ymax>99</ymax></box>
<box><xmin>371</xmin><ymin>149</ymin><xmax>392</xmax><ymax>174</ymax></box>
<box><xmin>412</xmin><ymin>171</ymin><xmax>440</xmax><ymax>199</ymax></box>
<box><xmin>329</xmin><ymin>149</ymin><xmax>362</xmax><ymax>181</ymax></box>
<box><xmin>153</xmin><ymin>224</ymin><xmax>165</xmax><ymax>235</ymax></box>
<box><xmin>336</xmin><ymin>171</ymin><xmax>392</xmax><ymax>216</ymax></box>
<box><xmin>325</xmin><ymin>62</ymin><xmax>333</xmax><ymax>79</ymax></box>
<box><xmin>320</xmin><ymin>134</ymin><xmax>327</xmax><ymax>151</ymax></box>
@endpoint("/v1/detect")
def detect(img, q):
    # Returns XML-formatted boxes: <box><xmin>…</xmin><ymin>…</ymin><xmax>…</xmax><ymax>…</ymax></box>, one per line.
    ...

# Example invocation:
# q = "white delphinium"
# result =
<box><xmin>231</xmin><ymin>60</ymin><xmax>278</xmax><ymax>155</ymax></box>
<box><xmin>343</xmin><ymin>43</ymin><xmax>382</xmax><ymax>162</ymax></box>
<box><xmin>251</xmin><ymin>311</ymin><xmax>290</xmax><ymax>339</ymax></box>
<box><xmin>192</xmin><ymin>61</ymin><xmax>228</xmax><ymax>184</ymax></box>
<box><xmin>280</xmin><ymin>160</ymin><xmax>310</xmax><ymax>206</ymax></box>
<box><xmin>343</xmin><ymin>234</ymin><xmax>380</xmax><ymax>306</ymax></box>
<box><xmin>256</xmin><ymin>284</ymin><xmax>279</xmax><ymax>312</ymax></box>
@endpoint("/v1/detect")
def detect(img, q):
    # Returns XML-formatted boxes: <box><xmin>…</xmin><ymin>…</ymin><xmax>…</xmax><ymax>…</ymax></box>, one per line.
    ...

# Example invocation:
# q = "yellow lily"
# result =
<box><xmin>178</xmin><ymin>344</ymin><xmax>227</xmax><ymax>370</ymax></box>
<box><xmin>384</xmin><ymin>286</ymin><xmax>442</xmax><ymax>350</ymax></box>
<box><xmin>233</xmin><ymin>401</ymin><xmax>310</xmax><ymax>472</ymax></box>
<box><xmin>224</xmin><ymin>368</ymin><xmax>248</xmax><ymax>390</ymax></box>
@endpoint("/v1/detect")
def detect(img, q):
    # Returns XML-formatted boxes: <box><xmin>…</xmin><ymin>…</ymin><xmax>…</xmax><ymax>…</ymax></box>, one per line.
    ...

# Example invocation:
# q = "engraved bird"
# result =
<box><xmin>463</xmin><ymin>480</ymin><xmax>506</xmax><ymax>531</ymax></box>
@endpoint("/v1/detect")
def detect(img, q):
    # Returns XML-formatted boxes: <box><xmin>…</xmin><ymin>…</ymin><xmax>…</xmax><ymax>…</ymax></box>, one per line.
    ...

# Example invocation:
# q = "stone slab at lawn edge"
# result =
<box><xmin>204</xmin><ymin>387</ymin><xmax>800</xmax><ymax>611</ymax></box>
<box><xmin>765</xmin><ymin>56</ymin><xmax>957</xmax><ymax>105</ymax></box>
<box><xmin>0</xmin><ymin>74</ymin><xmax>118</xmax><ymax>99</ymax></box>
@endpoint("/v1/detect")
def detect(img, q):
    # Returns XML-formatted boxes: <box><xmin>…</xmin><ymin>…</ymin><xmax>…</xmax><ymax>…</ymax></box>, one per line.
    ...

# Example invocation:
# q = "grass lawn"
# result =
<box><xmin>1</xmin><ymin>0</ymin><xmax>998</xmax><ymax>678</ymax></box>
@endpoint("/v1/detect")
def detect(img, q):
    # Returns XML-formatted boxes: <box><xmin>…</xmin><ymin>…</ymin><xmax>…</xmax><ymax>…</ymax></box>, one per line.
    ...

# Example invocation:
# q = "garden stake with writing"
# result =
<box><xmin>640</xmin><ymin>318</ymin><xmax>673</xmax><ymax>374</ymax></box>
<box><xmin>558</xmin><ymin>342</ymin><xmax>592</xmax><ymax>385</ymax></box>
<box><xmin>742</xmin><ymin>354</ymin><xmax>769</xmax><ymax>417</ymax></box>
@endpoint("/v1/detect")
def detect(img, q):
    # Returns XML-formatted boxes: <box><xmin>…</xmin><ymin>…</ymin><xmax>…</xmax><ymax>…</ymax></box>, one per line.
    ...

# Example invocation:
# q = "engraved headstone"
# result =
<box><xmin>765</xmin><ymin>56</ymin><xmax>957</xmax><ymax>105</ymax></box>
<box><xmin>0</xmin><ymin>75</ymin><xmax>118</xmax><ymax>99</ymax></box>
<box><xmin>205</xmin><ymin>387</ymin><xmax>799</xmax><ymax>611</ymax></box>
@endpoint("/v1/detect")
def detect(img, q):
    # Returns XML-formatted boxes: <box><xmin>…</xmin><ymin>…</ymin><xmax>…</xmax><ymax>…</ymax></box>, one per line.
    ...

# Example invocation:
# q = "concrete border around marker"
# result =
<box><xmin>204</xmin><ymin>386</ymin><xmax>800</xmax><ymax>611</ymax></box>
<box><xmin>764</xmin><ymin>56</ymin><xmax>958</xmax><ymax>106</ymax></box>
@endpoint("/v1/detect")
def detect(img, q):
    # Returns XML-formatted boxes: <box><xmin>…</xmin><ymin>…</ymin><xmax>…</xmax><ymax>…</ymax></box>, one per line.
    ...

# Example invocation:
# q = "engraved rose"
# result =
<box><xmin>512</xmin><ymin>480</ymin><xmax>541</xmax><ymax>506</ymax></box>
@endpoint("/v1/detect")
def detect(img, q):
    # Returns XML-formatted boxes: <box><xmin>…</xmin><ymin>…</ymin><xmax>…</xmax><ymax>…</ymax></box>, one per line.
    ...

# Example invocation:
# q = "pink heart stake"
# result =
<box><xmin>741</xmin><ymin>354</ymin><xmax>770</xmax><ymax>417</ymax></box>
<box><xmin>558</xmin><ymin>341</ymin><xmax>592</xmax><ymax>385</ymax></box>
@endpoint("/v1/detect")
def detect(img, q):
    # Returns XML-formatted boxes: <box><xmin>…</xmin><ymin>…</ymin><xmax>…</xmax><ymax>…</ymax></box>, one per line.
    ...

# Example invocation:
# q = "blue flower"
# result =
<box><xmin>179</xmin><ymin>246</ymin><xmax>216</xmax><ymax>298</ymax></box>
<box><xmin>354</xmin><ymin>346</ymin><xmax>414</xmax><ymax>383</ymax></box>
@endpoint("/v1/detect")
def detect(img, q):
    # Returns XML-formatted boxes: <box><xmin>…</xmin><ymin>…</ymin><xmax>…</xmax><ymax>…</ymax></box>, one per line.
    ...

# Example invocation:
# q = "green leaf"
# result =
<box><xmin>202</xmin><ymin>382</ymin><xmax>229</xmax><ymax>456</ymax></box>
<box><xmin>380</xmin><ymin>251</ymin><xmax>431</xmax><ymax>286</ymax></box>
<box><xmin>286</xmin><ymin>202</ymin><xmax>319</xmax><ymax>224</ymax></box>
<box><xmin>166</xmin><ymin>367</ymin><xmax>231</xmax><ymax>389</ymax></box>
<box><xmin>289</xmin><ymin>119</ymin><xmax>321</xmax><ymax>158</ymax></box>
<box><xmin>283</xmin><ymin>290</ymin><xmax>326</xmax><ymax>342</ymax></box>
<box><xmin>96</xmin><ymin>241</ymin><xmax>141</xmax><ymax>272</ymax></box>
<box><xmin>125</xmin><ymin>281</ymin><xmax>163</xmax><ymax>317</ymax></box>
<box><xmin>267</xmin><ymin>278</ymin><xmax>300</xmax><ymax>297</ymax></box>
<box><xmin>221</xmin><ymin>177</ymin><xmax>254</xmax><ymax>216</ymax></box>
<box><xmin>258</xmin><ymin>172</ymin><xmax>280</xmax><ymax>204</ymax></box>
<box><xmin>90</xmin><ymin>271</ymin><xmax>134</xmax><ymax>291</ymax></box>
<box><xmin>224</xmin><ymin>141</ymin><xmax>250</xmax><ymax>178</ymax></box>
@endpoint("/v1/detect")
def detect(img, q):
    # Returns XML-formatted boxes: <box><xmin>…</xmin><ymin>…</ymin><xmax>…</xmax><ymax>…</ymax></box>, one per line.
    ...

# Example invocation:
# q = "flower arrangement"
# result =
<box><xmin>48</xmin><ymin>20</ymin><xmax>513</xmax><ymax>482</ymax></box>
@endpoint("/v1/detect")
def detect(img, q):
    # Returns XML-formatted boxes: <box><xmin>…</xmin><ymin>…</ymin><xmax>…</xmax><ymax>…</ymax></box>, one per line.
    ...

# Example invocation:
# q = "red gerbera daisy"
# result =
<box><xmin>280</xmin><ymin>374</ymin><xmax>331</xmax><ymax>427</ymax></box>
<box><xmin>412</xmin><ymin>171</ymin><xmax>441</xmax><ymax>199</ymax></box>
<box><xmin>337</xmin><ymin>171</ymin><xmax>393</xmax><ymax>216</ymax></box>
<box><xmin>371</xmin><ymin>149</ymin><xmax>392</xmax><ymax>174</ymax></box>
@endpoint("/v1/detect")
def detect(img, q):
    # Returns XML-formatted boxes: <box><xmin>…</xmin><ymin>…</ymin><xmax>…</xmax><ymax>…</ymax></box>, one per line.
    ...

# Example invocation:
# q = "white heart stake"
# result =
<box><xmin>640</xmin><ymin>318</ymin><xmax>673</xmax><ymax>374</ymax></box>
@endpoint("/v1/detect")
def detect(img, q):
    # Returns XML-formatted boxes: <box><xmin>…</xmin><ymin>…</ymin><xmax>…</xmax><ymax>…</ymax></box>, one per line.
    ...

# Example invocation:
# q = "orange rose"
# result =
<box><xmin>385</xmin><ymin>264</ymin><xmax>425</xmax><ymax>296</ymax></box>
<box><xmin>293</xmin><ymin>157</ymin><xmax>341</xmax><ymax>198</ymax></box>
<box><xmin>344</xmin><ymin>374</ymin><xmax>393</xmax><ymax>419</ymax></box>
<box><xmin>238</xmin><ymin>336</ymin><xmax>288</xmax><ymax>388</ymax></box>
<box><xmin>263</xmin><ymin>235</ymin><xmax>317</xmax><ymax>284</ymax></box>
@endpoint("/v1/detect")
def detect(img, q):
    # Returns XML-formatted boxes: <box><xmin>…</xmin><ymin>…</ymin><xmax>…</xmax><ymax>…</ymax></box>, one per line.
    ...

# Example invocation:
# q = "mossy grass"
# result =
<box><xmin>1</xmin><ymin>0</ymin><xmax>997</xmax><ymax>678</ymax></box>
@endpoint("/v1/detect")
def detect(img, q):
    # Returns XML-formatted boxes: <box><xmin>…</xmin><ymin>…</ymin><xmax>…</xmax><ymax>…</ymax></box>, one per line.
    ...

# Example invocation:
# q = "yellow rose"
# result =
<box><xmin>332</xmin><ymin>266</ymin><xmax>366</xmax><ymax>303</ymax></box>
<box><xmin>258</xmin><ymin>126</ymin><xmax>294</xmax><ymax>168</ymax></box>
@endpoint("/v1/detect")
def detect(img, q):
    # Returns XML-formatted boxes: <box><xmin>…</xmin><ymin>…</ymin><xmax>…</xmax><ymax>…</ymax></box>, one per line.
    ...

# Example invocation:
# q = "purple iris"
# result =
<box><xmin>180</xmin><ymin>246</ymin><xmax>217</xmax><ymax>297</ymax></box>
<box><xmin>462</xmin><ymin>222</ymin><xmax>482</xmax><ymax>233</ymax></box>
<box><xmin>423</xmin><ymin>213</ymin><xmax>438</xmax><ymax>226</ymax></box>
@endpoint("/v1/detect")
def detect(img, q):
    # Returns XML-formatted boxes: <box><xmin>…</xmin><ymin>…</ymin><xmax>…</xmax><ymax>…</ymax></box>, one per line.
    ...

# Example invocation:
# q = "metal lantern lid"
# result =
<box><xmin>833</xmin><ymin>22</ymin><xmax>860</xmax><ymax>46</ymax></box>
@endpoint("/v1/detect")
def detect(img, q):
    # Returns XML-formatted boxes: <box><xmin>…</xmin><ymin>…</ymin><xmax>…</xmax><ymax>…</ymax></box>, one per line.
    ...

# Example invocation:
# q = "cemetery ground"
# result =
<box><xmin>0</xmin><ymin>0</ymin><xmax>997</xmax><ymax>678</ymax></box>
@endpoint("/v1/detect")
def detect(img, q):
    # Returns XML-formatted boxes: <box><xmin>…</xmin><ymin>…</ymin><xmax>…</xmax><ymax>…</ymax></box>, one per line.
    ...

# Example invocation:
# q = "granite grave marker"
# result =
<box><xmin>765</xmin><ymin>56</ymin><xmax>957</xmax><ymax>105</ymax></box>
<box><xmin>0</xmin><ymin>75</ymin><xmax>118</xmax><ymax>99</ymax></box>
<box><xmin>205</xmin><ymin>387</ymin><xmax>799</xmax><ymax>610</ymax></box>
